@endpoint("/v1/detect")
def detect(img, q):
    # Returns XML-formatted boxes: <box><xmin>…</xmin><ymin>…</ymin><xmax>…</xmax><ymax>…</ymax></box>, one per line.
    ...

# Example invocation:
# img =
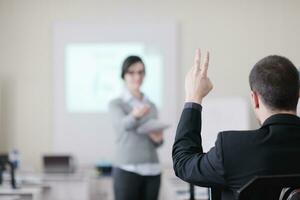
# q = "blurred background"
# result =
<box><xmin>0</xmin><ymin>0</ymin><xmax>299</xmax><ymax>199</ymax></box>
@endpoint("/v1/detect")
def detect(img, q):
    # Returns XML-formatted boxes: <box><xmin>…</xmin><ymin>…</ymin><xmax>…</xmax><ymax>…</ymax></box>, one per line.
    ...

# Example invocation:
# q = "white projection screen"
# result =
<box><xmin>53</xmin><ymin>22</ymin><xmax>178</xmax><ymax>166</ymax></box>
<box><xmin>65</xmin><ymin>43</ymin><xmax>164</xmax><ymax>113</ymax></box>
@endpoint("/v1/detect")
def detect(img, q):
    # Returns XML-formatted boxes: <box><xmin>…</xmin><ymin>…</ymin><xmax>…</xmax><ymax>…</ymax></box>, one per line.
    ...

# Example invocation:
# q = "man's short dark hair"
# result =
<box><xmin>249</xmin><ymin>55</ymin><xmax>299</xmax><ymax>111</ymax></box>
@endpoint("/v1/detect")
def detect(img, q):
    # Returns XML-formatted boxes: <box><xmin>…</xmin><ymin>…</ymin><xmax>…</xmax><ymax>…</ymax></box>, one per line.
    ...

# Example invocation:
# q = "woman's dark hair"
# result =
<box><xmin>249</xmin><ymin>55</ymin><xmax>299</xmax><ymax>111</ymax></box>
<box><xmin>121</xmin><ymin>55</ymin><xmax>145</xmax><ymax>79</ymax></box>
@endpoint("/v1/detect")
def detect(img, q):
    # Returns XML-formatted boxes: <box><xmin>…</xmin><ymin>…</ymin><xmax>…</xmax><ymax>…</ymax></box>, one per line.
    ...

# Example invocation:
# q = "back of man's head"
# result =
<box><xmin>249</xmin><ymin>55</ymin><xmax>299</xmax><ymax>111</ymax></box>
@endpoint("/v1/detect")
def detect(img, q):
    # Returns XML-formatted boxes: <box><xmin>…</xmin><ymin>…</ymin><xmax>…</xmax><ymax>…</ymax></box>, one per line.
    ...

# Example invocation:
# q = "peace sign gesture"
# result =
<box><xmin>185</xmin><ymin>48</ymin><xmax>213</xmax><ymax>104</ymax></box>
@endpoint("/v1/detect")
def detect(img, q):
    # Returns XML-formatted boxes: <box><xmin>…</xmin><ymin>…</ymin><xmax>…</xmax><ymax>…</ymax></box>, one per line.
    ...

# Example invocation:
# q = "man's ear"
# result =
<box><xmin>251</xmin><ymin>91</ymin><xmax>260</xmax><ymax>109</ymax></box>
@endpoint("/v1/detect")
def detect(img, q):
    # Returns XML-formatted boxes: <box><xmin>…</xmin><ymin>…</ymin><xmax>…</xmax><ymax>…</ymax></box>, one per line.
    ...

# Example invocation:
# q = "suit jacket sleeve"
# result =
<box><xmin>172</xmin><ymin>104</ymin><xmax>227</xmax><ymax>188</ymax></box>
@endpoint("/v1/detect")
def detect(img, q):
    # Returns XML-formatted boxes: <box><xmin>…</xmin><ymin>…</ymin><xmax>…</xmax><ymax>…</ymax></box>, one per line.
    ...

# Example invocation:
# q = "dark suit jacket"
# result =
<box><xmin>172</xmin><ymin>103</ymin><xmax>300</xmax><ymax>200</ymax></box>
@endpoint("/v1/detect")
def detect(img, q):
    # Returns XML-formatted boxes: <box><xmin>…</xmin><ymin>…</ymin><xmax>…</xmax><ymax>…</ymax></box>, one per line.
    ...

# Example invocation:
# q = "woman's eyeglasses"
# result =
<box><xmin>126</xmin><ymin>70</ymin><xmax>145</xmax><ymax>76</ymax></box>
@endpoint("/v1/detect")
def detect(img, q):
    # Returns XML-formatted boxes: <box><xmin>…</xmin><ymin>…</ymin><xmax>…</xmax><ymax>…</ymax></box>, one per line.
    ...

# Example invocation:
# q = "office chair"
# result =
<box><xmin>280</xmin><ymin>188</ymin><xmax>300</xmax><ymax>200</ymax></box>
<box><xmin>237</xmin><ymin>174</ymin><xmax>300</xmax><ymax>200</ymax></box>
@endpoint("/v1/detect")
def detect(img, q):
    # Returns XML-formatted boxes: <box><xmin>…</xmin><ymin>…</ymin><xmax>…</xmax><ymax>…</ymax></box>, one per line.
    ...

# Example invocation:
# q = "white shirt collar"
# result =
<box><xmin>122</xmin><ymin>89</ymin><xmax>149</xmax><ymax>106</ymax></box>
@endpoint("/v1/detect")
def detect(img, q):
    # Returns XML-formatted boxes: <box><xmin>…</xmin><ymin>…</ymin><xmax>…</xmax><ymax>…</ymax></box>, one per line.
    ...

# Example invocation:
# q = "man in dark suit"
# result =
<box><xmin>172</xmin><ymin>49</ymin><xmax>300</xmax><ymax>200</ymax></box>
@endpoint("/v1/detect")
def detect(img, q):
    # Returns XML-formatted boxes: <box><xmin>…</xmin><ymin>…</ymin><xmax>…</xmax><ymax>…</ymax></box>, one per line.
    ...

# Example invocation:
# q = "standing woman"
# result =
<box><xmin>109</xmin><ymin>56</ymin><xmax>163</xmax><ymax>200</ymax></box>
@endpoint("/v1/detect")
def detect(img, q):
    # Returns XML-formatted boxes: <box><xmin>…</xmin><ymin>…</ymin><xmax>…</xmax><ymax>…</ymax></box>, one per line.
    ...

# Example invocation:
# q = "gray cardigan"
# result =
<box><xmin>109</xmin><ymin>97</ymin><xmax>162</xmax><ymax>166</ymax></box>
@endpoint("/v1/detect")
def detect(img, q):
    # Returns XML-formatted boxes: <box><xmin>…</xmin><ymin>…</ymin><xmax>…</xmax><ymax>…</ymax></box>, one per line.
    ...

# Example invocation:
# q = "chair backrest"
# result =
<box><xmin>237</xmin><ymin>174</ymin><xmax>300</xmax><ymax>200</ymax></box>
<box><xmin>280</xmin><ymin>188</ymin><xmax>300</xmax><ymax>200</ymax></box>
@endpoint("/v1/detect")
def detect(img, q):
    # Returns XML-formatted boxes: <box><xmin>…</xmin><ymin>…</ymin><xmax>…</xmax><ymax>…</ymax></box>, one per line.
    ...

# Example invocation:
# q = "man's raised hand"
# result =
<box><xmin>185</xmin><ymin>48</ymin><xmax>213</xmax><ymax>104</ymax></box>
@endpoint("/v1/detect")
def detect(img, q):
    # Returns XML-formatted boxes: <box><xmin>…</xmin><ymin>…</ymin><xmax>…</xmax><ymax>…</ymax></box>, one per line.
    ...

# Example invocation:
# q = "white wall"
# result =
<box><xmin>0</xmin><ymin>85</ymin><xmax>4</xmax><ymax>152</ymax></box>
<box><xmin>0</xmin><ymin>0</ymin><xmax>300</xmax><ymax>169</ymax></box>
